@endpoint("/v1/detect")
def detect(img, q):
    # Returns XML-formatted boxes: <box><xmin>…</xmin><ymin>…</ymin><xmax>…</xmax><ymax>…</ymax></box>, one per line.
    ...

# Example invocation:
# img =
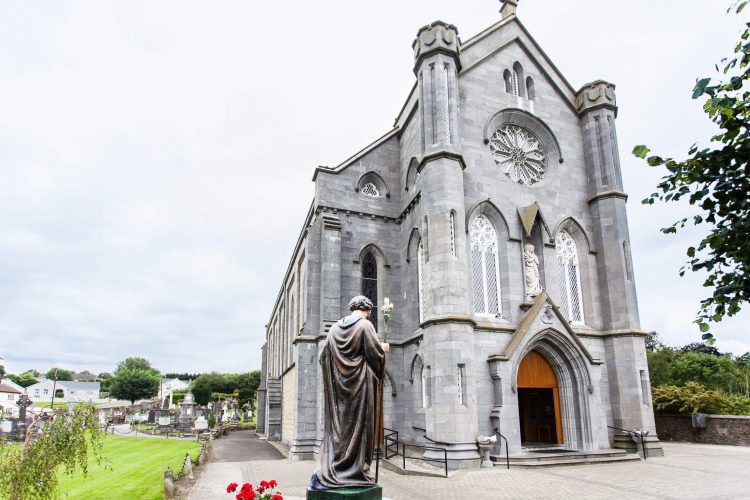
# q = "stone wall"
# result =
<box><xmin>655</xmin><ymin>414</ymin><xmax>750</xmax><ymax>446</ymax></box>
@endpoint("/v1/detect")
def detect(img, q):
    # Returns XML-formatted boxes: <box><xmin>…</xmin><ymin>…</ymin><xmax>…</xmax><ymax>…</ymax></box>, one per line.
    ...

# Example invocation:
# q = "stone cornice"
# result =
<box><xmin>316</xmin><ymin>191</ymin><xmax>421</xmax><ymax>225</ymax></box>
<box><xmin>420</xmin><ymin>315</ymin><xmax>477</xmax><ymax>329</ymax></box>
<box><xmin>587</xmin><ymin>190</ymin><xmax>628</xmax><ymax>205</ymax></box>
<box><xmin>417</xmin><ymin>150</ymin><xmax>467</xmax><ymax>173</ymax></box>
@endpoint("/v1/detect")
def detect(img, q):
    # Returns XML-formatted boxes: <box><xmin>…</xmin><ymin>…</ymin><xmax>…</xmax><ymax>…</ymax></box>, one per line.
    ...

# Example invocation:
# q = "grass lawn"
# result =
<box><xmin>33</xmin><ymin>401</ymin><xmax>69</xmax><ymax>408</ymax></box>
<box><xmin>57</xmin><ymin>434</ymin><xmax>201</xmax><ymax>499</ymax></box>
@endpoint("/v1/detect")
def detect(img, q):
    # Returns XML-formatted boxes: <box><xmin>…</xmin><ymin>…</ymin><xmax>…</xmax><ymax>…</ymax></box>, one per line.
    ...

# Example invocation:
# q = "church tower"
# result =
<box><xmin>412</xmin><ymin>21</ymin><xmax>481</xmax><ymax>464</ymax></box>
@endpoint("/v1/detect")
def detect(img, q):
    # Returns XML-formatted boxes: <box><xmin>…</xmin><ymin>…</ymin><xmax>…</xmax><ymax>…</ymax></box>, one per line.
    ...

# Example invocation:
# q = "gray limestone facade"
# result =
<box><xmin>256</xmin><ymin>6</ymin><xmax>662</xmax><ymax>466</ymax></box>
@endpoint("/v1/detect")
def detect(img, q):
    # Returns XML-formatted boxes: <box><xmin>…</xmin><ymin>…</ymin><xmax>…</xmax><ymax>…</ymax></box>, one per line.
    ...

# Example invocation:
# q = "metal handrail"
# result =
<box><xmin>493</xmin><ymin>429</ymin><xmax>510</xmax><ymax>469</ymax></box>
<box><xmin>380</xmin><ymin>428</ymin><xmax>449</xmax><ymax>477</ymax></box>
<box><xmin>607</xmin><ymin>425</ymin><xmax>648</xmax><ymax>460</ymax></box>
<box><xmin>383</xmin><ymin>427</ymin><xmax>399</xmax><ymax>459</ymax></box>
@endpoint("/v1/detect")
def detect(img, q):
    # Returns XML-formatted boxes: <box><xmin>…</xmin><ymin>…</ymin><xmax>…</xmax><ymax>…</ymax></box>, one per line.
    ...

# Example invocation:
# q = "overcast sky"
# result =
<box><xmin>1</xmin><ymin>0</ymin><xmax>747</xmax><ymax>376</ymax></box>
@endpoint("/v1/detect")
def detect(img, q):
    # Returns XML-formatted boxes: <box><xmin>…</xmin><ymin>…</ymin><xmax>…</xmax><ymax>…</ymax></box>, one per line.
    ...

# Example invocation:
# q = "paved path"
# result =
<box><xmin>189</xmin><ymin>440</ymin><xmax>750</xmax><ymax>499</ymax></box>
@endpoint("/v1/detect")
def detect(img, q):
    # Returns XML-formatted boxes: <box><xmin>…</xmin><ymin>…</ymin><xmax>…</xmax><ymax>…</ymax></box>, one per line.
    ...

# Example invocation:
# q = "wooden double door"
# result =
<box><xmin>517</xmin><ymin>350</ymin><xmax>563</xmax><ymax>446</ymax></box>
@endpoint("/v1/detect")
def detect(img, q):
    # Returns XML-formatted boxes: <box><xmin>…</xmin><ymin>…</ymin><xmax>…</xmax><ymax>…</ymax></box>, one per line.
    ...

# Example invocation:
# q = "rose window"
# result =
<box><xmin>489</xmin><ymin>124</ymin><xmax>547</xmax><ymax>186</ymax></box>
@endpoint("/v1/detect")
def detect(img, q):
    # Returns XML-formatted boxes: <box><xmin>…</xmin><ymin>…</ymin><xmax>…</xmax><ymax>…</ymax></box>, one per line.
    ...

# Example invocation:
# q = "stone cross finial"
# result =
<box><xmin>500</xmin><ymin>0</ymin><xmax>518</xmax><ymax>19</ymax></box>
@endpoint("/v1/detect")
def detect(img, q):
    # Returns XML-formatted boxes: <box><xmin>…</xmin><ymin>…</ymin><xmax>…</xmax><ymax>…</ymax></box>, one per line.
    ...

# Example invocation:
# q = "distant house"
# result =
<box><xmin>72</xmin><ymin>372</ymin><xmax>97</xmax><ymax>382</ymax></box>
<box><xmin>0</xmin><ymin>382</ymin><xmax>22</xmax><ymax>417</ymax></box>
<box><xmin>26</xmin><ymin>380</ymin><xmax>100</xmax><ymax>403</ymax></box>
<box><xmin>159</xmin><ymin>378</ymin><xmax>190</xmax><ymax>398</ymax></box>
<box><xmin>0</xmin><ymin>378</ymin><xmax>25</xmax><ymax>394</ymax></box>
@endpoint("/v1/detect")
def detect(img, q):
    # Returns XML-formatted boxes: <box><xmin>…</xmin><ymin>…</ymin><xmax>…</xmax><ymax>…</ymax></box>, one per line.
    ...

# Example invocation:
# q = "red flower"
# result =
<box><xmin>227</xmin><ymin>483</ymin><xmax>239</xmax><ymax>493</ymax></box>
<box><xmin>235</xmin><ymin>490</ymin><xmax>256</xmax><ymax>500</ymax></box>
<box><xmin>269</xmin><ymin>480</ymin><xmax>278</xmax><ymax>488</ymax></box>
<box><xmin>260</xmin><ymin>480</ymin><xmax>270</xmax><ymax>488</ymax></box>
<box><xmin>270</xmin><ymin>493</ymin><xmax>283</xmax><ymax>500</ymax></box>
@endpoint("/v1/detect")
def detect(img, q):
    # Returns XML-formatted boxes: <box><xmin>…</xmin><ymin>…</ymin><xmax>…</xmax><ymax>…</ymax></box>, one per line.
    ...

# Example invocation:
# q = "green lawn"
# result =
<box><xmin>57</xmin><ymin>434</ymin><xmax>201</xmax><ymax>499</ymax></box>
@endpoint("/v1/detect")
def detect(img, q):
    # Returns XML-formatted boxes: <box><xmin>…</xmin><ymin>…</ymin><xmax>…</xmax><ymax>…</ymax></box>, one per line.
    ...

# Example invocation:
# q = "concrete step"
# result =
<box><xmin>506</xmin><ymin>454</ymin><xmax>642</xmax><ymax>468</ymax></box>
<box><xmin>501</xmin><ymin>448</ymin><xmax>634</xmax><ymax>464</ymax></box>
<box><xmin>380</xmin><ymin>456</ymin><xmax>448</xmax><ymax>478</ymax></box>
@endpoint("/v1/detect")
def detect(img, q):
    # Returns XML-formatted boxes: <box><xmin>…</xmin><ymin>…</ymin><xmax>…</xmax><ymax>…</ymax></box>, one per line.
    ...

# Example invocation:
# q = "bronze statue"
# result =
<box><xmin>311</xmin><ymin>296</ymin><xmax>385</xmax><ymax>490</ymax></box>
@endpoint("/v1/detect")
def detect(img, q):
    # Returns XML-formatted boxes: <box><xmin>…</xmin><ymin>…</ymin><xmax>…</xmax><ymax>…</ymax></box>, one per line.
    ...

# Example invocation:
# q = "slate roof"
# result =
<box><xmin>0</xmin><ymin>383</ymin><xmax>21</xmax><ymax>394</ymax></box>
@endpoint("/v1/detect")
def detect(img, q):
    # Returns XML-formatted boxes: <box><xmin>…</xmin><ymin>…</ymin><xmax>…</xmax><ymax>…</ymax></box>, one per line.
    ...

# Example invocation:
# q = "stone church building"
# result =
<box><xmin>257</xmin><ymin>1</ymin><xmax>661</xmax><ymax>465</ymax></box>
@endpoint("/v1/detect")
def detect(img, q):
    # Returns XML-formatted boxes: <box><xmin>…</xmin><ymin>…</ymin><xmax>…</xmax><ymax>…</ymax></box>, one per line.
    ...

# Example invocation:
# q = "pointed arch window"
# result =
<box><xmin>362</xmin><ymin>252</ymin><xmax>378</xmax><ymax>331</ymax></box>
<box><xmin>418</xmin><ymin>240</ymin><xmax>426</xmax><ymax>322</ymax></box>
<box><xmin>556</xmin><ymin>231</ymin><xmax>584</xmax><ymax>323</ymax></box>
<box><xmin>470</xmin><ymin>215</ymin><xmax>502</xmax><ymax>316</ymax></box>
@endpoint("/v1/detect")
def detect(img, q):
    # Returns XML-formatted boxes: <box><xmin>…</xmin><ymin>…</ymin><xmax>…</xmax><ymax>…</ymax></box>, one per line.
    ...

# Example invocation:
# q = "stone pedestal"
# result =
<box><xmin>306</xmin><ymin>485</ymin><xmax>382</xmax><ymax>500</ymax></box>
<box><xmin>478</xmin><ymin>444</ymin><xmax>494</xmax><ymax>468</ymax></box>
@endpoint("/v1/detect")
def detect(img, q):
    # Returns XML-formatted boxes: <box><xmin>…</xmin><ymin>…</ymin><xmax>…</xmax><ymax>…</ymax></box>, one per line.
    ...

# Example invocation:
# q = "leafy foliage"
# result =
<box><xmin>193</xmin><ymin>371</ymin><xmax>261</xmax><ymax>407</ymax></box>
<box><xmin>652</xmin><ymin>382</ymin><xmax>750</xmax><ymax>415</ymax></box>
<box><xmin>0</xmin><ymin>403</ymin><xmax>107</xmax><ymax>500</ymax></box>
<box><xmin>45</xmin><ymin>368</ymin><xmax>73</xmax><ymax>381</ymax></box>
<box><xmin>191</xmin><ymin>378</ymin><xmax>213</xmax><ymax>406</ymax></box>
<box><xmin>110</xmin><ymin>368</ymin><xmax>159</xmax><ymax>404</ymax></box>
<box><xmin>8</xmin><ymin>372</ymin><xmax>39</xmax><ymax>388</ymax></box>
<box><xmin>114</xmin><ymin>357</ymin><xmax>159</xmax><ymax>377</ymax></box>
<box><xmin>633</xmin><ymin>3</ymin><xmax>750</xmax><ymax>341</ymax></box>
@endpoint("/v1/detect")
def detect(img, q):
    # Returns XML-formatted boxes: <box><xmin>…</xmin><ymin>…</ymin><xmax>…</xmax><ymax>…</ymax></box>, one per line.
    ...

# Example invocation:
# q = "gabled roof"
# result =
<box><xmin>0</xmin><ymin>383</ymin><xmax>21</xmax><ymax>394</ymax></box>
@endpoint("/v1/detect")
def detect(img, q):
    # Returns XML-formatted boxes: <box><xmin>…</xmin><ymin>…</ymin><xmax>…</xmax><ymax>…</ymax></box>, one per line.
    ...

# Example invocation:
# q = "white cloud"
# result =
<box><xmin>0</xmin><ymin>0</ymin><xmax>748</xmax><ymax>375</ymax></box>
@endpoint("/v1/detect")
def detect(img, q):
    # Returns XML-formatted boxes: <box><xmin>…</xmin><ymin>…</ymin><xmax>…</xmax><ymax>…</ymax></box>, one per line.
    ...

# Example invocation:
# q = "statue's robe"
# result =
<box><xmin>313</xmin><ymin>315</ymin><xmax>385</xmax><ymax>489</ymax></box>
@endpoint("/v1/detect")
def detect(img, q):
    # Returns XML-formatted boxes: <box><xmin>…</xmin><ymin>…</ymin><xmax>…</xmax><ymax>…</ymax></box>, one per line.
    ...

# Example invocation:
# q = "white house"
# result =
<box><xmin>158</xmin><ymin>378</ymin><xmax>191</xmax><ymax>405</ymax></box>
<box><xmin>0</xmin><ymin>382</ymin><xmax>22</xmax><ymax>417</ymax></box>
<box><xmin>26</xmin><ymin>380</ymin><xmax>100</xmax><ymax>403</ymax></box>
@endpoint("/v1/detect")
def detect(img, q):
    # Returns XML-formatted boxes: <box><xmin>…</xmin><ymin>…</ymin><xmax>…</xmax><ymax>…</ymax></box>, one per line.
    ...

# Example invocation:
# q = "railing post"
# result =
<box><xmin>444</xmin><ymin>449</ymin><xmax>448</xmax><ymax>477</ymax></box>
<box><xmin>402</xmin><ymin>442</ymin><xmax>406</xmax><ymax>470</ymax></box>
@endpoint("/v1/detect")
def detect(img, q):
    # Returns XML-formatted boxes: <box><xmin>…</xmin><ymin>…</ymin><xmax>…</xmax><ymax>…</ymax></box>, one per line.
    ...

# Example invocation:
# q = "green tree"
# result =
<box><xmin>0</xmin><ymin>403</ymin><xmax>107</xmax><ymax>499</ymax></box>
<box><xmin>114</xmin><ymin>357</ymin><xmax>159</xmax><ymax>376</ymax></box>
<box><xmin>645</xmin><ymin>331</ymin><xmax>666</xmax><ymax>352</ymax></box>
<box><xmin>647</xmin><ymin>347</ymin><xmax>677</xmax><ymax>386</ymax></box>
<box><xmin>109</xmin><ymin>368</ymin><xmax>159</xmax><ymax>404</ymax></box>
<box><xmin>9</xmin><ymin>372</ymin><xmax>39</xmax><ymax>388</ymax></box>
<box><xmin>192</xmin><ymin>378</ymin><xmax>212</xmax><ymax>406</ymax></box>
<box><xmin>0</xmin><ymin>364</ymin><xmax>5</xmax><ymax>378</ymax></box>
<box><xmin>679</xmin><ymin>342</ymin><xmax>724</xmax><ymax>356</ymax></box>
<box><xmin>45</xmin><ymin>367</ymin><xmax>74</xmax><ymax>381</ymax></box>
<box><xmin>633</xmin><ymin>2</ymin><xmax>750</xmax><ymax>341</ymax></box>
<box><xmin>235</xmin><ymin>371</ymin><xmax>261</xmax><ymax>407</ymax></box>
<box><xmin>671</xmin><ymin>352</ymin><xmax>740</xmax><ymax>394</ymax></box>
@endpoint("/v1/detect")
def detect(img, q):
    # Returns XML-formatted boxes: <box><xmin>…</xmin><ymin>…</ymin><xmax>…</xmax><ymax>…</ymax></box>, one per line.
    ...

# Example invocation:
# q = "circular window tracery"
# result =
<box><xmin>489</xmin><ymin>124</ymin><xmax>547</xmax><ymax>186</ymax></box>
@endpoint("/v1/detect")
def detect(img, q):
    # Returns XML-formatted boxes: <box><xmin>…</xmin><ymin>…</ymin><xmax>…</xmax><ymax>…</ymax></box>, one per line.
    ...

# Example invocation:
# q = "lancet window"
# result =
<box><xmin>556</xmin><ymin>231</ymin><xmax>584</xmax><ymax>323</ymax></box>
<box><xmin>418</xmin><ymin>240</ymin><xmax>426</xmax><ymax>322</ymax></box>
<box><xmin>470</xmin><ymin>215</ymin><xmax>502</xmax><ymax>316</ymax></box>
<box><xmin>362</xmin><ymin>252</ymin><xmax>378</xmax><ymax>331</ymax></box>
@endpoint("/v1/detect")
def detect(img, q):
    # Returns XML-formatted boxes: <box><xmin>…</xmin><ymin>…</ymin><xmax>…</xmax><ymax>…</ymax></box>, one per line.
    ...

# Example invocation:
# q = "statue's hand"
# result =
<box><xmin>380</xmin><ymin>342</ymin><xmax>390</xmax><ymax>353</ymax></box>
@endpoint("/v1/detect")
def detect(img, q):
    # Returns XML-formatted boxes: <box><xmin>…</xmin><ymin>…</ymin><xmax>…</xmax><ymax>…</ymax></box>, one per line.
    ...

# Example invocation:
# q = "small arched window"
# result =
<box><xmin>361</xmin><ymin>182</ymin><xmax>380</xmax><ymax>197</ymax></box>
<box><xmin>362</xmin><ymin>252</ymin><xmax>378</xmax><ymax>331</ymax></box>
<box><xmin>513</xmin><ymin>62</ymin><xmax>524</xmax><ymax>98</ymax></box>
<box><xmin>418</xmin><ymin>240</ymin><xmax>426</xmax><ymax>322</ymax></box>
<box><xmin>556</xmin><ymin>231</ymin><xmax>584</xmax><ymax>323</ymax></box>
<box><xmin>470</xmin><ymin>215</ymin><xmax>502</xmax><ymax>316</ymax></box>
<box><xmin>503</xmin><ymin>69</ymin><xmax>513</xmax><ymax>94</ymax></box>
<box><xmin>526</xmin><ymin>76</ymin><xmax>535</xmax><ymax>101</ymax></box>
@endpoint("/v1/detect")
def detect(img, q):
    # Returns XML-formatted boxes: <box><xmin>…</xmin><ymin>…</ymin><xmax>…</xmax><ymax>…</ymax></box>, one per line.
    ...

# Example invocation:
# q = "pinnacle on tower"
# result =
<box><xmin>500</xmin><ymin>0</ymin><xmax>518</xmax><ymax>19</ymax></box>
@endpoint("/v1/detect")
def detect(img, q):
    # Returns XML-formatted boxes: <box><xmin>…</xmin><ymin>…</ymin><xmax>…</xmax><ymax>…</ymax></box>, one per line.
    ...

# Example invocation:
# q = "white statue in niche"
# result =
<box><xmin>523</xmin><ymin>243</ymin><xmax>543</xmax><ymax>300</ymax></box>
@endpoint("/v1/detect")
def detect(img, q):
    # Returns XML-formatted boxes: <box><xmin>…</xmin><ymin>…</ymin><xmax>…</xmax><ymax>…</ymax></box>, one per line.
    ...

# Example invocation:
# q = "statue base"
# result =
<box><xmin>306</xmin><ymin>485</ymin><xmax>382</xmax><ymax>500</ymax></box>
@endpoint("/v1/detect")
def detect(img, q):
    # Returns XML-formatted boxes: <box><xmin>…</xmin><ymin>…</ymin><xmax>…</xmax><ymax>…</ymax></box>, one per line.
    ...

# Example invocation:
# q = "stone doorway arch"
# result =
<box><xmin>512</xmin><ymin>329</ymin><xmax>594</xmax><ymax>450</ymax></box>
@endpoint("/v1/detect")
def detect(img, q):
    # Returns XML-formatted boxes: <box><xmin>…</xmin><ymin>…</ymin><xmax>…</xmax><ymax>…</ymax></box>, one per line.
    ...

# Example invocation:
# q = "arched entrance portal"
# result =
<box><xmin>517</xmin><ymin>351</ymin><xmax>563</xmax><ymax>446</ymax></box>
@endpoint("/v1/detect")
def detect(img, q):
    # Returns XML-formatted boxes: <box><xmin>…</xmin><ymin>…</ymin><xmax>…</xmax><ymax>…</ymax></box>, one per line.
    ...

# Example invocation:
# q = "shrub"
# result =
<box><xmin>652</xmin><ymin>382</ymin><xmax>750</xmax><ymax>415</ymax></box>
